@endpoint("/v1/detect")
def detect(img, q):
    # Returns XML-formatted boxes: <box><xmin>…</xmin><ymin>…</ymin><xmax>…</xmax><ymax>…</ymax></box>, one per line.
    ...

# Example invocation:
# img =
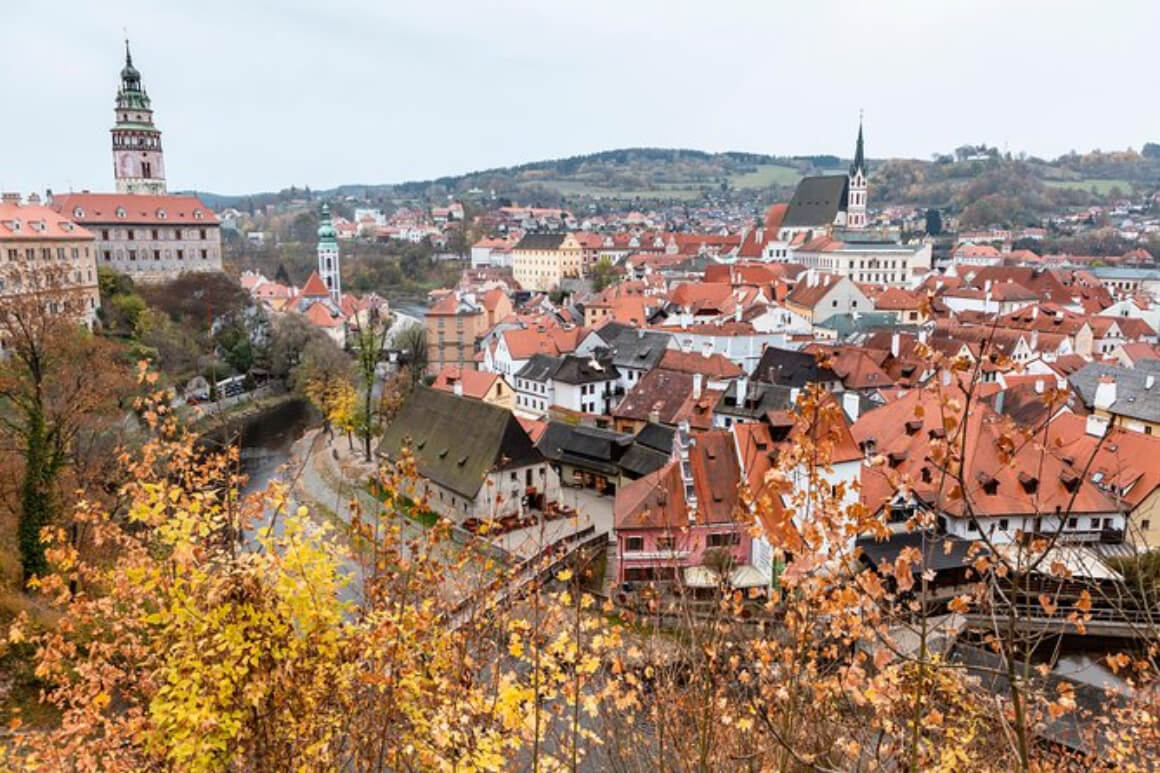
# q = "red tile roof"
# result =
<box><xmin>431</xmin><ymin>365</ymin><xmax>500</xmax><ymax>399</ymax></box>
<box><xmin>0</xmin><ymin>202</ymin><xmax>93</xmax><ymax>240</ymax></box>
<box><xmin>299</xmin><ymin>270</ymin><xmax>331</xmax><ymax>299</ymax></box>
<box><xmin>50</xmin><ymin>193</ymin><xmax>219</xmax><ymax>225</ymax></box>
<box><xmin>657</xmin><ymin>349</ymin><xmax>744</xmax><ymax>379</ymax></box>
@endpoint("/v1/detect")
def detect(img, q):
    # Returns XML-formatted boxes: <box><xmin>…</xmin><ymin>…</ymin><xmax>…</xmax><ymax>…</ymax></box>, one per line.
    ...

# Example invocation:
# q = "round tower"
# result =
<box><xmin>111</xmin><ymin>40</ymin><xmax>167</xmax><ymax>195</ymax></box>
<box><xmin>317</xmin><ymin>203</ymin><xmax>341</xmax><ymax>303</ymax></box>
<box><xmin>847</xmin><ymin>116</ymin><xmax>868</xmax><ymax>230</ymax></box>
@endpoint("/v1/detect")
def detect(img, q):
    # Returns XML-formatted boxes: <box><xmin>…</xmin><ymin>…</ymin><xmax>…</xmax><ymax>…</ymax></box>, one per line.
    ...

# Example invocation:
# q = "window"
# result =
<box><xmin>151</xmin><ymin>229</ymin><xmax>159</xmax><ymax>240</ymax></box>
<box><xmin>199</xmin><ymin>229</ymin><xmax>207</xmax><ymax>240</ymax></box>
<box><xmin>1090</xmin><ymin>518</ymin><xmax>1100</xmax><ymax>530</ymax></box>
<box><xmin>176</xmin><ymin>249</ymin><xmax>183</xmax><ymax>260</ymax></box>
<box><xmin>200</xmin><ymin>249</ymin><xmax>207</xmax><ymax>260</ymax></box>
<box><xmin>656</xmin><ymin>536</ymin><xmax>675</xmax><ymax>551</ymax></box>
<box><xmin>625</xmin><ymin>536</ymin><xmax>644</xmax><ymax>552</ymax></box>
<box><xmin>1143</xmin><ymin>520</ymin><xmax>1152</xmax><ymax>531</ymax></box>
<box><xmin>153</xmin><ymin>250</ymin><xmax>161</xmax><ymax>261</ymax></box>
<box><xmin>1067</xmin><ymin>518</ymin><xmax>1078</xmax><ymax>529</ymax></box>
<box><xmin>707</xmin><ymin>532</ymin><xmax>740</xmax><ymax>547</ymax></box>
<box><xmin>101</xmin><ymin>229</ymin><xmax>109</xmax><ymax>240</ymax></box>
<box><xmin>103</xmin><ymin>250</ymin><xmax>111</xmax><ymax>262</ymax></box>
<box><xmin>998</xmin><ymin>518</ymin><xmax>1008</xmax><ymax>531</ymax></box>
<box><xmin>127</xmin><ymin>229</ymin><xmax>135</xmax><ymax>240</ymax></box>
<box><xmin>128</xmin><ymin>250</ymin><xmax>137</xmax><ymax>262</ymax></box>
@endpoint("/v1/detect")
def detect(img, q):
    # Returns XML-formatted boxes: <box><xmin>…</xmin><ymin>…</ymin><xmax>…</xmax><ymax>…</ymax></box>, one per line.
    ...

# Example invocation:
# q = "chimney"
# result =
<box><xmin>636</xmin><ymin>327</ymin><xmax>644</xmax><ymax>339</ymax></box>
<box><xmin>1031</xmin><ymin>306</ymin><xmax>1038</xmax><ymax>320</ymax></box>
<box><xmin>891</xmin><ymin>331</ymin><xmax>900</xmax><ymax>358</ymax></box>
<box><xmin>842</xmin><ymin>390</ymin><xmax>861</xmax><ymax>422</ymax></box>
<box><xmin>823</xmin><ymin>274</ymin><xmax>831</xmax><ymax>286</ymax></box>
<box><xmin>984</xmin><ymin>279</ymin><xmax>992</xmax><ymax>294</ymax></box>
<box><xmin>734</xmin><ymin>305</ymin><xmax>742</xmax><ymax>322</ymax></box>
<box><xmin>1085</xmin><ymin>413</ymin><xmax>1109</xmax><ymax>438</ymax></box>
<box><xmin>26</xmin><ymin>192</ymin><xmax>40</xmax><ymax>205</ymax></box>
<box><xmin>1</xmin><ymin>193</ymin><xmax>19</xmax><ymax>205</ymax></box>
<box><xmin>701</xmin><ymin>342</ymin><xmax>712</xmax><ymax>358</ymax></box>
<box><xmin>693</xmin><ymin>373</ymin><xmax>703</xmax><ymax>399</ymax></box>
<box><xmin>1034</xmin><ymin>379</ymin><xmax>1045</xmax><ymax>394</ymax></box>
<box><xmin>1094</xmin><ymin>375</ymin><xmax>1117</xmax><ymax>411</ymax></box>
<box><xmin>736</xmin><ymin>376</ymin><xmax>749</xmax><ymax>407</ymax></box>
<box><xmin>1148</xmin><ymin>375</ymin><xmax>1156</xmax><ymax>391</ymax></box>
<box><xmin>648</xmin><ymin>406</ymin><xmax>661</xmax><ymax>425</ymax></box>
<box><xmin>452</xmin><ymin>380</ymin><xmax>463</xmax><ymax>397</ymax></box>
<box><xmin>1030</xmin><ymin>329</ymin><xmax>1039</xmax><ymax>350</ymax></box>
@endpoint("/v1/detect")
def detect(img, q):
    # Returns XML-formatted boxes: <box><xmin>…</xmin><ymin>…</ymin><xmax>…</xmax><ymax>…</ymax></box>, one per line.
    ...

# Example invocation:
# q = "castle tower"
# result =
<box><xmin>317</xmin><ymin>203</ymin><xmax>341</xmax><ymax>303</ymax></box>
<box><xmin>847</xmin><ymin>116</ymin><xmax>868</xmax><ymax>230</ymax></box>
<box><xmin>111</xmin><ymin>40</ymin><xmax>167</xmax><ymax>194</ymax></box>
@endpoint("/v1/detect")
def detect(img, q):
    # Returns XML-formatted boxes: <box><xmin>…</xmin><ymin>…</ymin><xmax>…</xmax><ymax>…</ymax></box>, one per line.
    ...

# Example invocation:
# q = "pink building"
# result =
<box><xmin>613</xmin><ymin>430</ymin><xmax>750</xmax><ymax>586</ymax></box>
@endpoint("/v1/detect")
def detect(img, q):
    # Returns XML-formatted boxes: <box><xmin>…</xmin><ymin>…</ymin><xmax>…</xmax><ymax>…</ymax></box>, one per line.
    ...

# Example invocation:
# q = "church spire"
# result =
<box><xmin>851</xmin><ymin>111</ymin><xmax>865</xmax><ymax>176</ymax></box>
<box><xmin>112</xmin><ymin>39</ymin><xmax>166</xmax><ymax>194</ymax></box>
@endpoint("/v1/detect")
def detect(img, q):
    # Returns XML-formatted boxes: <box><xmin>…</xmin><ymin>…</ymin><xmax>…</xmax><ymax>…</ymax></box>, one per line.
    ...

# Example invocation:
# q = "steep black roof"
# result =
<box><xmin>514</xmin><ymin>233</ymin><xmax>566</xmax><ymax>251</ymax></box>
<box><xmin>633</xmin><ymin>422</ymin><xmax>676</xmax><ymax>454</ymax></box>
<box><xmin>377</xmin><ymin>386</ymin><xmax>542</xmax><ymax>500</ymax></box>
<box><xmin>751</xmin><ymin>347</ymin><xmax>839</xmax><ymax>389</ymax></box>
<box><xmin>781</xmin><ymin>175</ymin><xmax>849</xmax><ymax>228</ymax></box>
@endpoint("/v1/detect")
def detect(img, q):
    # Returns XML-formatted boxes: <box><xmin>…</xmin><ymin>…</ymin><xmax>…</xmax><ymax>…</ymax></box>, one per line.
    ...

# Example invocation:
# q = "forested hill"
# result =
<box><xmin>186</xmin><ymin>143</ymin><xmax>1160</xmax><ymax>223</ymax></box>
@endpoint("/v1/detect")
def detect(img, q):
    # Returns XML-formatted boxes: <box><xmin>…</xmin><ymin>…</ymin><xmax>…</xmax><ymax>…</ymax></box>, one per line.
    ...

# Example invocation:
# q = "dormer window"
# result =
<box><xmin>73</xmin><ymin>207</ymin><xmax>84</xmax><ymax>218</ymax></box>
<box><xmin>115</xmin><ymin>207</ymin><xmax>126</xmax><ymax>219</ymax></box>
<box><xmin>976</xmin><ymin>472</ymin><xmax>999</xmax><ymax>495</ymax></box>
<box><xmin>193</xmin><ymin>209</ymin><xmax>204</xmax><ymax>220</ymax></box>
<box><xmin>156</xmin><ymin>209</ymin><xmax>167</xmax><ymax>220</ymax></box>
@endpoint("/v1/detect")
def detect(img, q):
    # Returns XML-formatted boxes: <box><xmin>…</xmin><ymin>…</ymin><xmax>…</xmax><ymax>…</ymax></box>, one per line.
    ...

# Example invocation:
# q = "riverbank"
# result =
<box><xmin>189</xmin><ymin>387</ymin><xmax>305</xmax><ymax>442</ymax></box>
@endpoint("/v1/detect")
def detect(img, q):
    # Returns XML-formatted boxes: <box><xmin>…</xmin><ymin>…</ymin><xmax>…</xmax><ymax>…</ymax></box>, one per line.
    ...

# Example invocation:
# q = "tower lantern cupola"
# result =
<box><xmin>111</xmin><ymin>39</ymin><xmax>167</xmax><ymax>195</ymax></box>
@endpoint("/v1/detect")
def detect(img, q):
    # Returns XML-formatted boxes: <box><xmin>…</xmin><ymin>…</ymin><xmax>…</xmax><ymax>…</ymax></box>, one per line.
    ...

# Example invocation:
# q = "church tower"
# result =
<box><xmin>847</xmin><ymin>117</ymin><xmax>868</xmax><ymax>230</ymax></box>
<box><xmin>317</xmin><ymin>203</ymin><xmax>341</xmax><ymax>303</ymax></box>
<box><xmin>111</xmin><ymin>40</ymin><xmax>167</xmax><ymax>195</ymax></box>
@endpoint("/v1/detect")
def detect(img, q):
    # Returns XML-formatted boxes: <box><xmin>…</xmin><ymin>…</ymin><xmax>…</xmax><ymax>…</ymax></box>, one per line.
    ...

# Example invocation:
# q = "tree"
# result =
<box><xmin>0</xmin><ymin>274</ymin><xmax>135</xmax><ymax>580</ymax></box>
<box><xmin>589</xmin><ymin>256</ymin><xmax>619</xmax><ymax>292</ymax></box>
<box><xmin>925</xmin><ymin>207</ymin><xmax>943</xmax><ymax>235</ymax></box>
<box><xmin>349</xmin><ymin>312</ymin><xmax>393</xmax><ymax>461</ymax></box>
<box><xmin>393</xmin><ymin>324</ymin><xmax>428</xmax><ymax>385</ymax></box>
<box><xmin>1143</xmin><ymin>142</ymin><xmax>1160</xmax><ymax>160</ymax></box>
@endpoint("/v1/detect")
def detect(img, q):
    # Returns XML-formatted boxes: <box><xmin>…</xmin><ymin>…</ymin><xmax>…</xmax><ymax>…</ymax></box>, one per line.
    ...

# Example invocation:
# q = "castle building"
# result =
<box><xmin>317</xmin><ymin>203</ymin><xmax>341</xmax><ymax>303</ymax></box>
<box><xmin>0</xmin><ymin>194</ymin><xmax>100</xmax><ymax>333</ymax></box>
<box><xmin>112</xmin><ymin>41</ymin><xmax>166</xmax><ymax>195</ymax></box>
<box><xmin>48</xmin><ymin>42</ymin><xmax>221</xmax><ymax>283</ymax></box>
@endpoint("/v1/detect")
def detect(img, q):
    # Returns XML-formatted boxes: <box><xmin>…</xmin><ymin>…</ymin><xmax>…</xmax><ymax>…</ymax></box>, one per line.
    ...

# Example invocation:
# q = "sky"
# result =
<box><xmin>3</xmin><ymin>0</ymin><xmax>1158</xmax><ymax>196</ymax></box>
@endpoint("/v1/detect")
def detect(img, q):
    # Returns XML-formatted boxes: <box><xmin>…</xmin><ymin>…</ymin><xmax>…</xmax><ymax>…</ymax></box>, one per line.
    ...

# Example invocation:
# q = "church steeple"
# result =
<box><xmin>846</xmin><ymin>112</ymin><xmax>868</xmax><ymax>230</ymax></box>
<box><xmin>850</xmin><ymin>115</ymin><xmax>866</xmax><ymax>177</ymax></box>
<box><xmin>112</xmin><ymin>39</ymin><xmax>167</xmax><ymax>195</ymax></box>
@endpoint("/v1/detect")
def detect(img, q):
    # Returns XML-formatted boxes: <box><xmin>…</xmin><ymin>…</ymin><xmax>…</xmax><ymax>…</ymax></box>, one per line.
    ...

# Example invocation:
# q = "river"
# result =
<box><xmin>235</xmin><ymin>397</ymin><xmax>316</xmax><ymax>497</ymax></box>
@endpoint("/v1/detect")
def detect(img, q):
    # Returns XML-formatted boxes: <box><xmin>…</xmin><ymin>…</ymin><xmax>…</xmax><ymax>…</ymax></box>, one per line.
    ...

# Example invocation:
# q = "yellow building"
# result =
<box><xmin>0</xmin><ymin>195</ymin><xmax>100</xmax><ymax>336</ymax></box>
<box><xmin>512</xmin><ymin>233</ymin><xmax>583</xmax><ymax>291</ymax></box>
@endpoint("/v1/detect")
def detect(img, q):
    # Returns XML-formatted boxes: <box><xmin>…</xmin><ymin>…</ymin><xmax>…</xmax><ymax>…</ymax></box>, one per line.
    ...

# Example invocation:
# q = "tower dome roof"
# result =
<box><xmin>317</xmin><ymin>203</ymin><xmax>337</xmax><ymax>240</ymax></box>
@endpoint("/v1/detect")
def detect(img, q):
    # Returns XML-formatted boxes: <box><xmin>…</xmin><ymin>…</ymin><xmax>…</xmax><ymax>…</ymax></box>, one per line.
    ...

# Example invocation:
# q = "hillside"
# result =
<box><xmin>186</xmin><ymin>144</ymin><xmax>1160</xmax><ymax>223</ymax></box>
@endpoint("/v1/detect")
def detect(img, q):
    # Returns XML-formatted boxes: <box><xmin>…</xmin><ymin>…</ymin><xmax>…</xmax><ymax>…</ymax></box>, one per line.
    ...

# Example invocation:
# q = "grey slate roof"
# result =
<box><xmin>751</xmin><ymin>347</ymin><xmax>839</xmax><ymax>389</ymax></box>
<box><xmin>514</xmin><ymin>233</ymin><xmax>566</xmax><ymax>251</ymax></box>
<box><xmin>1068</xmin><ymin>360</ymin><xmax>1160</xmax><ymax>424</ymax></box>
<box><xmin>815</xmin><ymin>312</ymin><xmax>912</xmax><ymax>339</ymax></box>
<box><xmin>633</xmin><ymin>422</ymin><xmax>676</xmax><ymax>454</ymax></box>
<box><xmin>552</xmin><ymin>355</ymin><xmax>620</xmax><ymax>385</ymax></box>
<box><xmin>516</xmin><ymin>353</ymin><xmax>563</xmax><ymax>383</ymax></box>
<box><xmin>604</xmin><ymin>327</ymin><xmax>672</xmax><ymax>371</ymax></box>
<box><xmin>781</xmin><ymin>175</ymin><xmax>849</xmax><ymax>228</ymax></box>
<box><xmin>714</xmin><ymin>380</ymin><xmax>795</xmax><ymax>422</ymax></box>
<box><xmin>536</xmin><ymin>422</ymin><xmax>632</xmax><ymax>476</ymax></box>
<box><xmin>377</xmin><ymin>386</ymin><xmax>543</xmax><ymax>500</ymax></box>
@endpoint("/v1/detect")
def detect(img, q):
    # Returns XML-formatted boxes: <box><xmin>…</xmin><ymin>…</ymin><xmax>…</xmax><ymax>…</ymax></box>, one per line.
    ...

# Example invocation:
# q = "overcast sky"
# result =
<box><xmin>4</xmin><ymin>0</ymin><xmax>1158</xmax><ymax>195</ymax></box>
